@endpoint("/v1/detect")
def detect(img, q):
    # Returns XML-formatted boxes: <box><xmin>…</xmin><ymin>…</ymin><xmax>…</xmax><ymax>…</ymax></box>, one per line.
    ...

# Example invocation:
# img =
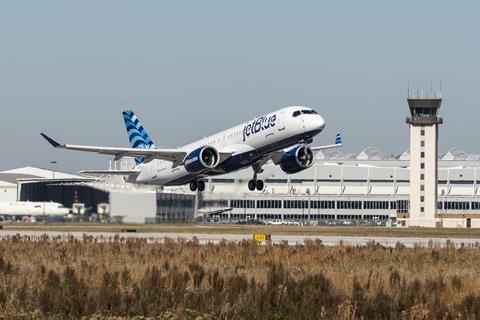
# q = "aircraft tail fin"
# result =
<box><xmin>122</xmin><ymin>110</ymin><xmax>155</xmax><ymax>165</ymax></box>
<box><xmin>335</xmin><ymin>132</ymin><xmax>342</xmax><ymax>145</ymax></box>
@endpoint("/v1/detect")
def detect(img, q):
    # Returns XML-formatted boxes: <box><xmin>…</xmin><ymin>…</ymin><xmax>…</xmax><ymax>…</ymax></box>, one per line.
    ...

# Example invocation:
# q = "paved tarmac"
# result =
<box><xmin>1</xmin><ymin>230</ymin><xmax>480</xmax><ymax>247</ymax></box>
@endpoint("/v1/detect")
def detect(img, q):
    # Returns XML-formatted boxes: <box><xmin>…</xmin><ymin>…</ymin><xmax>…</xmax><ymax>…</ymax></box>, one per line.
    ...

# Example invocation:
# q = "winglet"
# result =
<box><xmin>335</xmin><ymin>132</ymin><xmax>342</xmax><ymax>145</ymax></box>
<box><xmin>40</xmin><ymin>133</ymin><xmax>61</xmax><ymax>148</ymax></box>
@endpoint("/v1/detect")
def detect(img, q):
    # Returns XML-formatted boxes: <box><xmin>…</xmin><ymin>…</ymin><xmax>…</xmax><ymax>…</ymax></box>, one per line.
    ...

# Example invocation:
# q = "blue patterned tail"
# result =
<box><xmin>122</xmin><ymin>110</ymin><xmax>155</xmax><ymax>165</ymax></box>
<box><xmin>335</xmin><ymin>133</ymin><xmax>342</xmax><ymax>145</ymax></box>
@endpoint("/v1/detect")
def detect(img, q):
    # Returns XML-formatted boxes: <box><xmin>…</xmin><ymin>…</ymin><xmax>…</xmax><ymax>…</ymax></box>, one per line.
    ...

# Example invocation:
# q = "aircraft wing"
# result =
<box><xmin>78</xmin><ymin>169</ymin><xmax>141</xmax><ymax>176</ymax></box>
<box><xmin>197</xmin><ymin>207</ymin><xmax>233</xmax><ymax>215</ymax></box>
<box><xmin>310</xmin><ymin>132</ymin><xmax>343</xmax><ymax>151</ymax></box>
<box><xmin>41</xmin><ymin>133</ymin><xmax>186</xmax><ymax>163</ymax></box>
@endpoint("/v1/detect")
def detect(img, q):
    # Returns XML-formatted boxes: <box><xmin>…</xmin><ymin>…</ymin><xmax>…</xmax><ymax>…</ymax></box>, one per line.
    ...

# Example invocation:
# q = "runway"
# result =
<box><xmin>1</xmin><ymin>230</ymin><xmax>480</xmax><ymax>247</ymax></box>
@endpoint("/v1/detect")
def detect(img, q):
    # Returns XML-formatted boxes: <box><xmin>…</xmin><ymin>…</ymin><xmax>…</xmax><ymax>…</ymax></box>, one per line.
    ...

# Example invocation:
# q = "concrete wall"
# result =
<box><xmin>408</xmin><ymin>124</ymin><xmax>438</xmax><ymax>227</ymax></box>
<box><xmin>0</xmin><ymin>182</ymin><xmax>17</xmax><ymax>202</ymax></box>
<box><xmin>440</xmin><ymin>218</ymin><xmax>480</xmax><ymax>228</ymax></box>
<box><xmin>109</xmin><ymin>191</ymin><xmax>157</xmax><ymax>223</ymax></box>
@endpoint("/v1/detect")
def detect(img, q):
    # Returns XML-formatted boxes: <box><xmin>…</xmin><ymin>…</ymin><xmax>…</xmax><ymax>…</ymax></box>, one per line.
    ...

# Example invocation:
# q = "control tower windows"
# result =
<box><xmin>412</xmin><ymin>108</ymin><xmax>437</xmax><ymax>117</ymax></box>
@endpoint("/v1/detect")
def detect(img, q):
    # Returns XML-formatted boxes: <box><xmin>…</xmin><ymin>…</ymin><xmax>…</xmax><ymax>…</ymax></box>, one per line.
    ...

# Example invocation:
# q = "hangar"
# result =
<box><xmin>1</xmin><ymin>166</ymin><xmax>195</xmax><ymax>223</ymax></box>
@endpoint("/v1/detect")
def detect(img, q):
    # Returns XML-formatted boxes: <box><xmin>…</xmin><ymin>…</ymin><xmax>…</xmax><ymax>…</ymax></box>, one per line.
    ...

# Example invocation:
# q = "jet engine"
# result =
<box><xmin>184</xmin><ymin>146</ymin><xmax>219</xmax><ymax>173</ymax></box>
<box><xmin>279</xmin><ymin>145</ymin><xmax>315</xmax><ymax>174</ymax></box>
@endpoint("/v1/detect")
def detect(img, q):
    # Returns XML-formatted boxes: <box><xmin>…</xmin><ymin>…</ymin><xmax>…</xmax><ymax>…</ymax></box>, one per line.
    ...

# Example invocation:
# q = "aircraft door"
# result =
<box><xmin>277</xmin><ymin>112</ymin><xmax>286</xmax><ymax>131</ymax></box>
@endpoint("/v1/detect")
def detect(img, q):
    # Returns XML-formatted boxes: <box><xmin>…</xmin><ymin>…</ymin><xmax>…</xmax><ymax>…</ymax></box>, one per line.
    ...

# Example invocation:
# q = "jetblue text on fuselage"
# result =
<box><xmin>243</xmin><ymin>115</ymin><xmax>276</xmax><ymax>142</ymax></box>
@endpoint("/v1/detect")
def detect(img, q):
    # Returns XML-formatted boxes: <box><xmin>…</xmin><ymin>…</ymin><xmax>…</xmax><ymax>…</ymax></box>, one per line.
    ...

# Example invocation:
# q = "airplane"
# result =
<box><xmin>0</xmin><ymin>201</ymin><xmax>70</xmax><ymax>218</ymax></box>
<box><xmin>41</xmin><ymin>106</ymin><xmax>342</xmax><ymax>192</ymax></box>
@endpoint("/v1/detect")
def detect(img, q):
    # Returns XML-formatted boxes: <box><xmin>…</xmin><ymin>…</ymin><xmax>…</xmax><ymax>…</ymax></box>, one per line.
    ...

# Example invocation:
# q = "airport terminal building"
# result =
<box><xmin>195</xmin><ymin>147</ymin><xmax>480</xmax><ymax>228</ymax></box>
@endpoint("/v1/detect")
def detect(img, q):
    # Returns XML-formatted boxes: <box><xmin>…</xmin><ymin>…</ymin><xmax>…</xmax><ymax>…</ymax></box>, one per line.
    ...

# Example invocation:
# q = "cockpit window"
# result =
<box><xmin>293</xmin><ymin>109</ymin><xmax>318</xmax><ymax>117</ymax></box>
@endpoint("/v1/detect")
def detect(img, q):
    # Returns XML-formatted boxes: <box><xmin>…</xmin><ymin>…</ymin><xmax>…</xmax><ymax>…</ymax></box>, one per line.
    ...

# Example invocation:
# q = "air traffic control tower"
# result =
<box><xmin>405</xmin><ymin>91</ymin><xmax>443</xmax><ymax>227</ymax></box>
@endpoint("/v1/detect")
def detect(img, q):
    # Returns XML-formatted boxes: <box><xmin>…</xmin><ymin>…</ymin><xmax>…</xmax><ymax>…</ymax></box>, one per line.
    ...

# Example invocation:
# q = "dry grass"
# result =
<box><xmin>1</xmin><ymin>236</ymin><xmax>480</xmax><ymax>319</ymax></box>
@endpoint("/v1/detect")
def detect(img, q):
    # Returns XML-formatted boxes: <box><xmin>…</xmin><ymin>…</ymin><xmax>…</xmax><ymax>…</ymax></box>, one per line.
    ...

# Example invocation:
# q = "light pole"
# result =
<box><xmin>50</xmin><ymin>161</ymin><xmax>57</xmax><ymax>179</ymax></box>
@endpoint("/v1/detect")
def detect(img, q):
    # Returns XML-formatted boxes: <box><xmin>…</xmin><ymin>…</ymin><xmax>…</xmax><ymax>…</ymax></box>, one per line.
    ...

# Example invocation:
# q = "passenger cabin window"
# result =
<box><xmin>293</xmin><ymin>111</ymin><xmax>301</xmax><ymax>117</ymax></box>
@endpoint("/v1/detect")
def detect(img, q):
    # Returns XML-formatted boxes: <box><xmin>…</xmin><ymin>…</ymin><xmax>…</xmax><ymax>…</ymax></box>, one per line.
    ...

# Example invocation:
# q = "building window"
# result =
<box><xmin>420</xmin><ymin>207</ymin><xmax>425</xmax><ymax>212</ymax></box>
<box><xmin>420</xmin><ymin>185</ymin><xmax>424</xmax><ymax>191</ymax></box>
<box><xmin>420</xmin><ymin>196</ymin><xmax>424</xmax><ymax>202</ymax></box>
<box><xmin>420</xmin><ymin>163</ymin><xmax>425</xmax><ymax>169</ymax></box>
<box><xmin>421</xmin><ymin>129</ymin><xmax>425</xmax><ymax>136</ymax></box>
<box><xmin>396</xmin><ymin>200</ymin><xmax>409</xmax><ymax>213</ymax></box>
<box><xmin>421</xmin><ymin>141</ymin><xmax>425</xmax><ymax>147</ymax></box>
<box><xmin>420</xmin><ymin>174</ymin><xmax>424</xmax><ymax>180</ymax></box>
<box><xmin>421</xmin><ymin>152</ymin><xmax>425</xmax><ymax>158</ymax></box>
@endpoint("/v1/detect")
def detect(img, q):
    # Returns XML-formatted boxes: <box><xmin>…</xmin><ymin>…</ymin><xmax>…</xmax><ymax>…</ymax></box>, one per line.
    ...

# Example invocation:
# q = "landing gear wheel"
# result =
<box><xmin>189</xmin><ymin>181</ymin><xmax>198</xmax><ymax>192</ymax></box>
<box><xmin>256</xmin><ymin>179</ymin><xmax>264</xmax><ymax>191</ymax></box>
<box><xmin>198</xmin><ymin>180</ymin><xmax>206</xmax><ymax>192</ymax></box>
<box><xmin>248</xmin><ymin>180</ymin><xmax>256</xmax><ymax>191</ymax></box>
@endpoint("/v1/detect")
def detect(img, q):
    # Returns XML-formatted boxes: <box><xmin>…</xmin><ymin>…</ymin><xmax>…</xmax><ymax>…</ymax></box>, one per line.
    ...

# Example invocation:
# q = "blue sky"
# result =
<box><xmin>1</xmin><ymin>1</ymin><xmax>479</xmax><ymax>171</ymax></box>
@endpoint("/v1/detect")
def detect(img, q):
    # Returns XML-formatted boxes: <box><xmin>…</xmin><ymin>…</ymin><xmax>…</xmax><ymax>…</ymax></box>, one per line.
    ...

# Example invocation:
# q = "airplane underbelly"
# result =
<box><xmin>136</xmin><ymin>162</ymin><xmax>193</xmax><ymax>186</ymax></box>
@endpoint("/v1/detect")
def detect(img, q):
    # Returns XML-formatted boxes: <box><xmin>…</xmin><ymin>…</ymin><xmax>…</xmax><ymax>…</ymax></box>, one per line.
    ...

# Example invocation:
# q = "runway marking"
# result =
<box><xmin>1</xmin><ymin>230</ymin><xmax>480</xmax><ymax>247</ymax></box>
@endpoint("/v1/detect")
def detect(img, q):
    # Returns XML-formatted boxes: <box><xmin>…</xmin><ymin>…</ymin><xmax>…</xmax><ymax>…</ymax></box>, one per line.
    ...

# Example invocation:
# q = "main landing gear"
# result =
<box><xmin>189</xmin><ymin>180</ymin><xmax>205</xmax><ymax>192</ymax></box>
<box><xmin>248</xmin><ymin>162</ymin><xmax>265</xmax><ymax>191</ymax></box>
<box><xmin>248</xmin><ymin>178</ymin><xmax>264</xmax><ymax>191</ymax></box>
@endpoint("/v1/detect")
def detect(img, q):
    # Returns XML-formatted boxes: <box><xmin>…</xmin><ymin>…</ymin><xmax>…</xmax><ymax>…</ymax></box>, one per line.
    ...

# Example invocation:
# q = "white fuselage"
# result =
<box><xmin>135</xmin><ymin>106</ymin><xmax>325</xmax><ymax>186</ymax></box>
<box><xmin>0</xmin><ymin>202</ymin><xmax>70</xmax><ymax>216</ymax></box>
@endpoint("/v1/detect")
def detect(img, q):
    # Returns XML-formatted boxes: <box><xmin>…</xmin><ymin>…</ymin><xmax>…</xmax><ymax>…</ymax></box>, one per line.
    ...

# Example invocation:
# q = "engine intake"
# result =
<box><xmin>184</xmin><ymin>146</ymin><xmax>219</xmax><ymax>173</ymax></box>
<box><xmin>280</xmin><ymin>146</ymin><xmax>315</xmax><ymax>174</ymax></box>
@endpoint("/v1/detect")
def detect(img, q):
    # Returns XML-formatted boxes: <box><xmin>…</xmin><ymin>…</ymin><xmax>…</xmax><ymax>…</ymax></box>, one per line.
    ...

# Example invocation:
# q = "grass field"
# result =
<box><xmin>1</xmin><ymin>235</ymin><xmax>480</xmax><ymax>319</ymax></box>
<box><xmin>3</xmin><ymin>222</ymin><xmax>480</xmax><ymax>238</ymax></box>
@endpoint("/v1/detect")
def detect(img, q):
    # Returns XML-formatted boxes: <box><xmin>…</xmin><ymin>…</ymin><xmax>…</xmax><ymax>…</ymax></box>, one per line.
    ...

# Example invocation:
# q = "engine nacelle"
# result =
<box><xmin>184</xmin><ymin>146</ymin><xmax>219</xmax><ymax>173</ymax></box>
<box><xmin>279</xmin><ymin>146</ymin><xmax>315</xmax><ymax>174</ymax></box>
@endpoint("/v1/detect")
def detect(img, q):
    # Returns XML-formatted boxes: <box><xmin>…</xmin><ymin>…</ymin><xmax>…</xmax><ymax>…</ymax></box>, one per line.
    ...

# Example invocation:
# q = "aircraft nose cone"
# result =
<box><xmin>317</xmin><ymin>115</ymin><xmax>325</xmax><ymax>131</ymax></box>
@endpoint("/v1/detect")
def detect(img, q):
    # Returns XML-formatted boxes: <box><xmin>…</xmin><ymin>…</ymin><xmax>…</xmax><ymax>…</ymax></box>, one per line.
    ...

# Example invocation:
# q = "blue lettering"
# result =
<box><xmin>263</xmin><ymin>116</ymin><xmax>270</xmax><ymax>129</ymax></box>
<box><xmin>254</xmin><ymin>118</ymin><xmax>262</xmax><ymax>133</ymax></box>
<box><xmin>242</xmin><ymin>114</ymin><xmax>277</xmax><ymax>142</ymax></box>
<box><xmin>269</xmin><ymin>115</ymin><xmax>276</xmax><ymax>127</ymax></box>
